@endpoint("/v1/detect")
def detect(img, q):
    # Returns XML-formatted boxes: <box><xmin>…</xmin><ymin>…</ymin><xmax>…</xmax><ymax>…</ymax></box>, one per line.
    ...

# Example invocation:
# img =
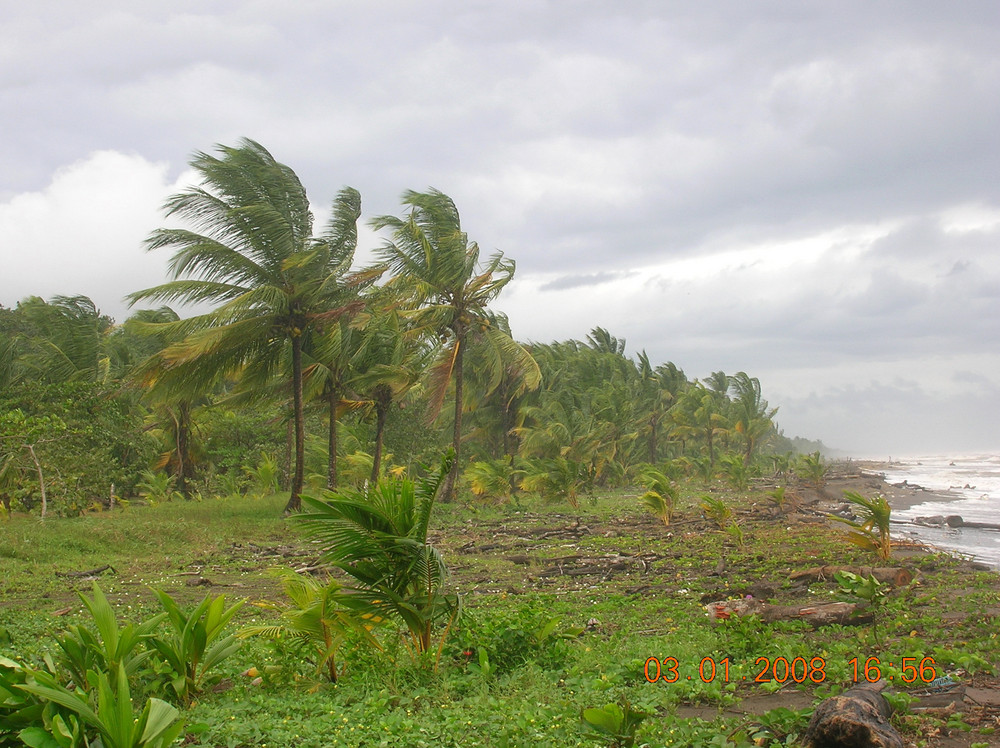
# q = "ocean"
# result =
<box><xmin>879</xmin><ymin>455</ymin><xmax>1000</xmax><ymax>569</ymax></box>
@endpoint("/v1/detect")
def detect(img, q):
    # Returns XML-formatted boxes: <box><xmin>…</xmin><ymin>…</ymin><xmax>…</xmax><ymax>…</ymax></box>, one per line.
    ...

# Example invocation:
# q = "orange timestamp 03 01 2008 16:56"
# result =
<box><xmin>643</xmin><ymin>655</ymin><xmax>938</xmax><ymax>685</ymax></box>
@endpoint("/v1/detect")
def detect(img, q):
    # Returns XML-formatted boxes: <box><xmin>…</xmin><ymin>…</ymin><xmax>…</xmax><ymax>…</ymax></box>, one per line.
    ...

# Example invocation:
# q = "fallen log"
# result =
<box><xmin>704</xmin><ymin>598</ymin><xmax>872</xmax><ymax>627</ymax></box>
<box><xmin>803</xmin><ymin>680</ymin><xmax>903</xmax><ymax>748</ymax></box>
<box><xmin>789</xmin><ymin>565</ymin><xmax>913</xmax><ymax>587</ymax></box>
<box><xmin>55</xmin><ymin>564</ymin><xmax>115</xmax><ymax>579</ymax></box>
<box><xmin>537</xmin><ymin>561</ymin><xmax>630</xmax><ymax>578</ymax></box>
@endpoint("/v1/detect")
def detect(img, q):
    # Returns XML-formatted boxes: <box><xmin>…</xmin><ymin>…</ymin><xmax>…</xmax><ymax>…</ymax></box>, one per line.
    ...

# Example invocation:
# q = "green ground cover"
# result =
<box><xmin>2</xmin><ymin>479</ymin><xmax>999</xmax><ymax>747</ymax></box>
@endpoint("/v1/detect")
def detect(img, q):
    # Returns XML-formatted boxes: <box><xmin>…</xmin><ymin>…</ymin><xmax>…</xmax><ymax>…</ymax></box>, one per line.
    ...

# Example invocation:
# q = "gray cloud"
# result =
<box><xmin>2</xmin><ymin>1</ymin><xmax>1000</xmax><ymax>454</ymax></box>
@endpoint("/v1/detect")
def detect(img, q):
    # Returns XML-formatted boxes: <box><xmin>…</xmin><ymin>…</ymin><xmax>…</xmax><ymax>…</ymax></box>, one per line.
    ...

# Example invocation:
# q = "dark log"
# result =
<box><xmin>803</xmin><ymin>680</ymin><xmax>903</xmax><ymax>748</ymax></box>
<box><xmin>55</xmin><ymin>564</ymin><xmax>115</xmax><ymax>579</ymax></box>
<box><xmin>789</xmin><ymin>566</ymin><xmax>913</xmax><ymax>587</ymax></box>
<box><xmin>704</xmin><ymin>598</ymin><xmax>872</xmax><ymax>627</ymax></box>
<box><xmin>537</xmin><ymin>561</ymin><xmax>629</xmax><ymax>578</ymax></box>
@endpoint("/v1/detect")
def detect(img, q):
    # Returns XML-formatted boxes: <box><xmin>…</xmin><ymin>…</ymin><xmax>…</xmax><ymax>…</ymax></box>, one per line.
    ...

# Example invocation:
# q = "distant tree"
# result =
<box><xmin>346</xmin><ymin>305</ymin><xmax>425</xmax><ymax>483</ymax></box>
<box><xmin>677</xmin><ymin>382</ymin><xmax>729</xmax><ymax>469</ymax></box>
<box><xmin>729</xmin><ymin>371</ymin><xmax>778</xmax><ymax>466</ymax></box>
<box><xmin>586</xmin><ymin>327</ymin><xmax>626</xmax><ymax>356</ymax></box>
<box><xmin>15</xmin><ymin>295</ymin><xmax>119</xmax><ymax>384</ymax></box>
<box><xmin>635</xmin><ymin>353</ymin><xmax>685</xmax><ymax>464</ymax></box>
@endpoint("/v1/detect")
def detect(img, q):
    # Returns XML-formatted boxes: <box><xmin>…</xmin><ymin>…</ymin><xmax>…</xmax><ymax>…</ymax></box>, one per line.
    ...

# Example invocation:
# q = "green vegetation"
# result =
<box><xmin>637</xmin><ymin>467</ymin><xmax>677</xmax><ymax>527</ymax></box>
<box><xmin>239</xmin><ymin>569</ymin><xmax>380</xmax><ymax>683</ymax></box>
<box><xmin>0</xmin><ymin>139</ymin><xmax>809</xmax><ymax>520</ymax></box>
<box><xmin>3</xmin><ymin>482</ymin><xmax>1000</xmax><ymax>747</ymax></box>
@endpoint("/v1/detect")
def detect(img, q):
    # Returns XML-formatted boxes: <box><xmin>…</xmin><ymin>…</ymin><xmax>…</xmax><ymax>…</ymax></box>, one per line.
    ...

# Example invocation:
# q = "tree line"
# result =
<box><xmin>0</xmin><ymin>138</ymin><xmax>803</xmax><ymax>518</ymax></box>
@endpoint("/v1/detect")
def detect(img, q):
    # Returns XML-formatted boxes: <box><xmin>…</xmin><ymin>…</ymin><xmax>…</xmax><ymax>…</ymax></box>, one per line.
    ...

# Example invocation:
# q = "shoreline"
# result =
<box><xmin>831</xmin><ymin>461</ymin><xmax>1000</xmax><ymax>570</ymax></box>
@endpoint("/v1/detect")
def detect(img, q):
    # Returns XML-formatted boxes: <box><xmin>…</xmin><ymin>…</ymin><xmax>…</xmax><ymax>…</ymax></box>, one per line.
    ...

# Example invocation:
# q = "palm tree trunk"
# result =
<box><xmin>648</xmin><ymin>414</ymin><xmax>658</xmax><ymax>464</ymax></box>
<box><xmin>370</xmin><ymin>397</ymin><xmax>388</xmax><ymax>485</ymax></box>
<box><xmin>175</xmin><ymin>403</ymin><xmax>191</xmax><ymax>499</ymax></box>
<box><xmin>371</xmin><ymin>393</ymin><xmax>392</xmax><ymax>485</ymax></box>
<box><xmin>27</xmin><ymin>444</ymin><xmax>47</xmax><ymax>520</ymax></box>
<box><xmin>283</xmin><ymin>417</ymin><xmax>293</xmax><ymax>490</ymax></box>
<box><xmin>328</xmin><ymin>388</ymin><xmax>338</xmax><ymax>489</ymax></box>
<box><xmin>442</xmin><ymin>338</ymin><xmax>464</xmax><ymax>502</ymax></box>
<box><xmin>284</xmin><ymin>336</ymin><xmax>306</xmax><ymax>513</ymax></box>
<box><xmin>323</xmin><ymin>625</ymin><xmax>338</xmax><ymax>683</ymax></box>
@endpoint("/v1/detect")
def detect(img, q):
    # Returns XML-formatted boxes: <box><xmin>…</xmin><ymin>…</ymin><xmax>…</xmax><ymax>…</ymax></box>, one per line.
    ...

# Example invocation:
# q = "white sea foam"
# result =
<box><xmin>880</xmin><ymin>454</ymin><xmax>1000</xmax><ymax>568</ymax></box>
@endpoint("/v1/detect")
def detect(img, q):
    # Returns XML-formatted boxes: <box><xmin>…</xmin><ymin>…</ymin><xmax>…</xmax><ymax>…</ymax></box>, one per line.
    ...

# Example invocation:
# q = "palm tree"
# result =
<box><xmin>729</xmin><ymin>371</ymin><xmax>778</xmax><ymax>466</ymax></box>
<box><xmin>345</xmin><ymin>304</ymin><xmax>424</xmax><ymax>483</ymax></box>
<box><xmin>461</xmin><ymin>311</ymin><xmax>541</xmax><ymax>463</ymax></box>
<box><xmin>16</xmin><ymin>295</ymin><xmax>120</xmax><ymax>384</ymax></box>
<box><xmin>586</xmin><ymin>326</ymin><xmax>627</xmax><ymax>356</ymax></box>
<box><xmin>296</xmin><ymin>189</ymin><xmax>374</xmax><ymax>490</ymax></box>
<box><xmin>677</xmin><ymin>383</ymin><xmax>728</xmax><ymax>469</ymax></box>
<box><xmin>126</xmin><ymin>307</ymin><xmax>207</xmax><ymax>499</ymax></box>
<box><xmin>634</xmin><ymin>353</ymin><xmax>686</xmax><ymax>464</ymax></box>
<box><xmin>372</xmin><ymin>189</ymin><xmax>534</xmax><ymax>500</ymax></box>
<box><xmin>302</xmin><ymin>319</ymin><xmax>356</xmax><ymax>488</ymax></box>
<box><xmin>128</xmin><ymin>139</ymin><xmax>362</xmax><ymax>513</ymax></box>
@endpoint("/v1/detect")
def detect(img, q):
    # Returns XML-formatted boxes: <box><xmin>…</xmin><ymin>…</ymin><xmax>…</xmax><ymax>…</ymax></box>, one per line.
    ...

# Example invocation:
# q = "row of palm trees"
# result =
<box><xmin>479</xmin><ymin>330</ymin><xmax>781</xmax><ymax>501</ymax></box>
<box><xmin>2</xmin><ymin>138</ymin><xmax>785</xmax><ymax>515</ymax></box>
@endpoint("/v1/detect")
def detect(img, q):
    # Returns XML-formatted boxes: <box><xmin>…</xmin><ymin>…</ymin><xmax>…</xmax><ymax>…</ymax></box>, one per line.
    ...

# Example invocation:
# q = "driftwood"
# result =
<box><xmin>803</xmin><ymin>680</ymin><xmax>903</xmax><ymax>748</ymax></box>
<box><xmin>537</xmin><ymin>561</ymin><xmax>629</xmax><ymax>578</ymax></box>
<box><xmin>528</xmin><ymin>524</ymin><xmax>592</xmax><ymax>540</ymax></box>
<box><xmin>790</xmin><ymin>565</ymin><xmax>913</xmax><ymax>587</ymax></box>
<box><xmin>55</xmin><ymin>564</ymin><xmax>115</xmax><ymax>579</ymax></box>
<box><xmin>705</xmin><ymin>598</ymin><xmax>872</xmax><ymax>627</ymax></box>
<box><xmin>536</xmin><ymin>552</ymin><xmax>663</xmax><ymax>579</ymax></box>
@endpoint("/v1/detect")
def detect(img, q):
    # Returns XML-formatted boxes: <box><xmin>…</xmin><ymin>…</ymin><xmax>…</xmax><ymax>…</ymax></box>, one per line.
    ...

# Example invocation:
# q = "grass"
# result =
<box><xmin>2</xmin><ymin>479</ymin><xmax>1000</xmax><ymax>747</ymax></box>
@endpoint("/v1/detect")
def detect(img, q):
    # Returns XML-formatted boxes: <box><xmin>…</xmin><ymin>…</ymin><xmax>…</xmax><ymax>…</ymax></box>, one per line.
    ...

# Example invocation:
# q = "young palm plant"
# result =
<box><xmin>295</xmin><ymin>453</ymin><xmax>460</xmax><ymax>659</ymax></box>
<box><xmin>240</xmin><ymin>569</ymin><xmax>381</xmax><ymax>683</ymax></box>
<box><xmin>637</xmin><ymin>467</ymin><xmax>678</xmax><ymax>527</ymax></box>
<box><xmin>519</xmin><ymin>457</ymin><xmax>588</xmax><ymax>507</ymax></box>
<box><xmin>699</xmin><ymin>495</ymin><xmax>734</xmax><ymax>530</ymax></box>
<box><xmin>464</xmin><ymin>459</ymin><xmax>520</xmax><ymax>503</ymax></box>
<box><xmin>833</xmin><ymin>490</ymin><xmax>893</xmax><ymax>561</ymax></box>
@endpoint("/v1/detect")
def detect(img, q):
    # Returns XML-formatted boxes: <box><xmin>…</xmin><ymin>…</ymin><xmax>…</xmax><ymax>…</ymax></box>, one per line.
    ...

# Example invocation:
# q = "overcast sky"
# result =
<box><xmin>2</xmin><ymin>1</ymin><xmax>999</xmax><ymax>457</ymax></box>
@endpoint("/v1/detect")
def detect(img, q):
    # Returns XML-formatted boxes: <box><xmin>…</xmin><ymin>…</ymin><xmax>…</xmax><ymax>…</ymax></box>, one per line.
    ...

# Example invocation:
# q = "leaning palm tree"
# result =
<box><xmin>729</xmin><ymin>372</ymin><xmax>779</xmax><ymax>466</ymax></box>
<box><xmin>372</xmin><ymin>189</ymin><xmax>537</xmax><ymax>500</ymax></box>
<box><xmin>16</xmin><ymin>295</ymin><xmax>120</xmax><ymax>384</ymax></box>
<box><xmin>128</xmin><ymin>139</ymin><xmax>362</xmax><ymax>512</ymax></box>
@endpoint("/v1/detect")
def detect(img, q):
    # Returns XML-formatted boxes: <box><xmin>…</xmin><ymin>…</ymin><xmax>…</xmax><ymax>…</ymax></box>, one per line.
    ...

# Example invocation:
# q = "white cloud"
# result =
<box><xmin>0</xmin><ymin>151</ymin><xmax>187</xmax><ymax>322</ymax></box>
